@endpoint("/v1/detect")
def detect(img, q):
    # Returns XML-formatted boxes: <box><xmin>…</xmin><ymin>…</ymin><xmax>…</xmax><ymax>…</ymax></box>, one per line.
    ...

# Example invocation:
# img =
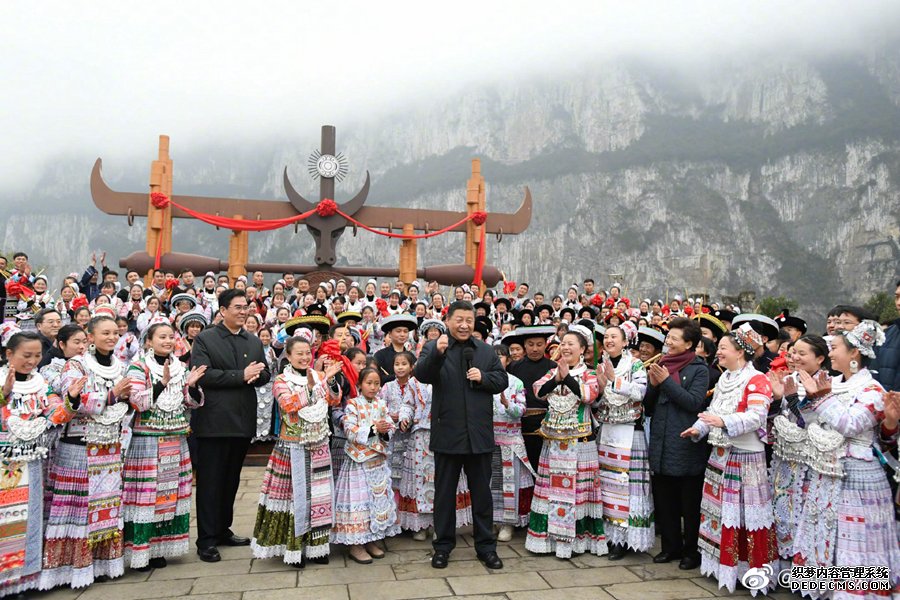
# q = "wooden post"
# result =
<box><xmin>399</xmin><ymin>223</ymin><xmax>416</xmax><ymax>284</ymax></box>
<box><xmin>145</xmin><ymin>135</ymin><xmax>173</xmax><ymax>285</ymax></box>
<box><xmin>228</xmin><ymin>216</ymin><xmax>249</xmax><ymax>285</ymax></box>
<box><xmin>465</xmin><ymin>159</ymin><xmax>486</xmax><ymax>283</ymax></box>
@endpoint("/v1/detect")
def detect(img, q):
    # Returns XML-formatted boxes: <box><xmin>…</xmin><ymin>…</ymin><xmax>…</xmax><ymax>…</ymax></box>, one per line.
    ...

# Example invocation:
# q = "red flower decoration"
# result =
<box><xmin>471</xmin><ymin>211</ymin><xmax>487</xmax><ymax>226</ymax></box>
<box><xmin>374</xmin><ymin>298</ymin><xmax>389</xmax><ymax>318</ymax></box>
<box><xmin>316</xmin><ymin>198</ymin><xmax>338</xmax><ymax>217</ymax></box>
<box><xmin>165</xmin><ymin>279</ymin><xmax>179</xmax><ymax>290</ymax></box>
<box><xmin>621</xmin><ymin>297</ymin><xmax>631</xmax><ymax>308</ymax></box>
<box><xmin>5</xmin><ymin>281</ymin><xmax>34</xmax><ymax>299</ymax></box>
<box><xmin>71</xmin><ymin>295</ymin><xmax>88</xmax><ymax>311</ymax></box>
<box><xmin>590</xmin><ymin>295</ymin><xmax>603</xmax><ymax>307</ymax></box>
<box><xmin>150</xmin><ymin>192</ymin><xmax>169</xmax><ymax>209</ymax></box>
<box><xmin>503</xmin><ymin>281</ymin><xmax>517</xmax><ymax>295</ymax></box>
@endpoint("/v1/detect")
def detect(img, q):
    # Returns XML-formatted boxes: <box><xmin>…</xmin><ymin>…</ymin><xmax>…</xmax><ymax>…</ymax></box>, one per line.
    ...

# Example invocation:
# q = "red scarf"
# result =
<box><xmin>318</xmin><ymin>339</ymin><xmax>357</xmax><ymax>399</ymax></box>
<box><xmin>659</xmin><ymin>351</ymin><xmax>696</xmax><ymax>385</ymax></box>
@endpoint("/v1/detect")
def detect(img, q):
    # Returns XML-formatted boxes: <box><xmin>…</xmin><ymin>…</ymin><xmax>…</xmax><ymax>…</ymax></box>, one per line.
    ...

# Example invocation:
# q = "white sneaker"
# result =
<box><xmin>412</xmin><ymin>529</ymin><xmax>428</xmax><ymax>541</ymax></box>
<box><xmin>497</xmin><ymin>525</ymin><xmax>514</xmax><ymax>542</ymax></box>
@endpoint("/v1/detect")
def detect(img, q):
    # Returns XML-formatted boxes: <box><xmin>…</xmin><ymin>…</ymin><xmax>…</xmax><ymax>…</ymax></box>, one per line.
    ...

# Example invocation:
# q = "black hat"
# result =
<box><xmin>493</xmin><ymin>297</ymin><xmax>512</xmax><ymax>311</ymax></box>
<box><xmin>694</xmin><ymin>313</ymin><xmax>728</xmax><ymax>342</ymax></box>
<box><xmin>577</xmin><ymin>305</ymin><xmax>597</xmax><ymax>319</ymax></box>
<box><xmin>559</xmin><ymin>307</ymin><xmax>577</xmax><ymax>323</ymax></box>
<box><xmin>284</xmin><ymin>315</ymin><xmax>331</xmax><ymax>336</ymax></box>
<box><xmin>306</xmin><ymin>302</ymin><xmax>329</xmax><ymax>317</ymax></box>
<box><xmin>501</xmin><ymin>325</ymin><xmax>556</xmax><ymax>347</ymax></box>
<box><xmin>336</xmin><ymin>311</ymin><xmax>362</xmax><ymax>325</ymax></box>
<box><xmin>713</xmin><ymin>308</ymin><xmax>737</xmax><ymax>324</ymax></box>
<box><xmin>776</xmin><ymin>309</ymin><xmax>807</xmax><ymax>334</ymax></box>
<box><xmin>178</xmin><ymin>311</ymin><xmax>208</xmax><ymax>335</ymax></box>
<box><xmin>731</xmin><ymin>313</ymin><xmax>779</xmax><ymax>342</ymax></box>
<box><xmin>379</xmin><ymin>314</ymin><xmax>418</xmax><ymax>334</ymax></box>
<box><xmin>535</xmin><ymin>304</ymin><xmax>554</xmax><ymax>318</ymax></box>
<box><xmin>513</xmin><ymin>308</ymin><xmax>535</xmax><ymax>327</ymax></box>
<box><xmin>473</xmin><ymin>301</ymin><xmax>493</xmax><ymax>315</ymax></box>
<box><xmin>474</xmin><ymin>316</ymin><xmax>493</xmax><ymax>339</ymax></box>
<box><xmin>637</xmin><ymin>325</ymin><xmax>666</xmax><ymax>349</ymax></box>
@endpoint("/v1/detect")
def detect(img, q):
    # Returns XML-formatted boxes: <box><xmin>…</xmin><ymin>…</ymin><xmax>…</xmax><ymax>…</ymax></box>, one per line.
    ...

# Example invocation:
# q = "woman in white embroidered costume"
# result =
<box><xmin>122</xmin><ymin>322</ymin><xmax>206</xmax><ymax>571</ymax></box>
<box><xmin>682</xmin><ymin>325</ymin><xmax>776</xmax><ymax>595</ymax></box>
<box><xmin>394</xmin><ymin>351</ymin><xmax>473</xmax><ymax>541</ymax></box>
<box><xmin>525</xmin><ymin>326</ymin><xmax>606</xmax><ymax>559</ymax></box>
<box><xmin>594</xmin><ymin>323</ymin><xmax>653</xmax><ymax>561</ymax></box>
<box><xmin>331</xmin><ymin>368</ymin><xmax>400</xmax><ymax>565</ymax></box>
<box><xmin>0</xmin><ymin>331</ymin><xmax>69</xmax><ymax>597</ymax></box>
<box><xmin>40</xmin><ymin>315</ymin><xmax>133</xmax><ymax>590</ymax></box>
<box><xmin>767</xmin><ymin>334</ymin><xmax>830</xmax><ymax>570</ymax></box>
<box><xmin>490</xmin><ymin>344</ymin><xmax>534</xmax><ymax>542</ymax></box>
<box><xmin>790</xmin><ymin>320</ymin><xmax>900</xmax><ymax>598</ymax></box>
<box><xmin>251</xmin><ymin>336</ymin><xmax>342</xmax><ymax>568</ymax></box>
<box><xmin>380</xmin><ymin>352</ymin><xmax>414</xmax><ymax>498</ymax></box>
<box><xmin>39</xmin><ymin>325</ymin><xmax>88</xmax><ymax>397</ymax></box>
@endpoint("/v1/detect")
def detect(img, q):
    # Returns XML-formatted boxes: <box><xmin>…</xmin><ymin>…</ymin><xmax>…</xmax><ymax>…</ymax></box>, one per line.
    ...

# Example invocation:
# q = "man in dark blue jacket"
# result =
<box><xmin>416</xmin><ymin>301</ymin><xmax>508</xmax><ymax>570</ymax></box>
<box><xmin>873</xmin><ymin>280</ymin><xmax>900</xmax><ymax>393</ymax></box>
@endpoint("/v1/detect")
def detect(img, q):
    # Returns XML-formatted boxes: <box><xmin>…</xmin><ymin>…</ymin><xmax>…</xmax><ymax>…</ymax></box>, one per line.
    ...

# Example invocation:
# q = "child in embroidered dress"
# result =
<box><xmin>490</xmin><ymin>344</ymin><xmax>534</xmax><ymax>542</ymax></box>
<box><xmin>251</xmin><ymin>336</ymin><xmax>342</xmax><ymax>568</ymax></box>
<box><xmin>123</xmin><ymin>322</ymin><xmax>205</xmax><ymax>571</ymax></box>
<box><xmin>331</xmin><ymin>368</ymin><xmax>400</xmax><ymax>564</ymax></box>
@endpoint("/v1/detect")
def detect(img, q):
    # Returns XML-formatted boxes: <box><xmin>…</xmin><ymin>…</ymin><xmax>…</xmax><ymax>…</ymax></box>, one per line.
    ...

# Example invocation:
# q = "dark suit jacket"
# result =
<box><xmin>415</xmin><ymin>335</ymin><xmax>507</xmax><ymax>454</ymax></box>
<box><xmin>190</xmin><ymin>323</ymin><xmax>271</xmax><ymax>438</ymax></box>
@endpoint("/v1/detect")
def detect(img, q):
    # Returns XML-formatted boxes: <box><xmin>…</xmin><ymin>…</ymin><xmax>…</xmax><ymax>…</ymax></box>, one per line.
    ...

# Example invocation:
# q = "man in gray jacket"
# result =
<box><xmin>416</xmin><ymin>301</ymin><xmax>508</xmax><ymax>570</ymax></box>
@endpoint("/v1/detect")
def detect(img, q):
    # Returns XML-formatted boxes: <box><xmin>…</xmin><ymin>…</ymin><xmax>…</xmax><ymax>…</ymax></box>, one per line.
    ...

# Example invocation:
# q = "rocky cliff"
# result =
<box><xmin>3</xmin><ymin>46</ymin><xmax>899</xmax><ymax>324</ymax></box>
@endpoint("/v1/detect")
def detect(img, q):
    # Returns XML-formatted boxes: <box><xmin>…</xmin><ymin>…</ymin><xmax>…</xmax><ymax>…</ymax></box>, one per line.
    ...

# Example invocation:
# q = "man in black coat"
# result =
<box><xmin>415</xmin><ymin>301</ymin><xmax>508</xmax><ymax>570</ymax></box>
<box><xmin>190</xmin><ymin>289</ymin><xmax>271</xmax><ymax>562</ymax></box>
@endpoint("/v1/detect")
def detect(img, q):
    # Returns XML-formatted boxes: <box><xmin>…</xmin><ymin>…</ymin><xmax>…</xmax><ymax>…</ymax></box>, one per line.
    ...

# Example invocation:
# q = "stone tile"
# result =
<box><xmin>496</xmin><ymin>555</ymin><xmax>578</xmax><ymax>573</ymax></box>
<box><xmin>377</xmin><ymin>548</ymin><xmax>433</xmax><ymax>565</ymax></box>
<box><xmin>102</xmin><ymin>569</ymin><xmax>152</xmax><ymax>584</ymax></box>
<box><xmin>250</xmin><ymin>552</ymin><xmax>346</xmax><ymax>573</ymax></box>
<box><xmin>379</xmin><ymin>534</ymin><xmax>470</xmax><ymax>551</ymax></box>
<box><xmin>570</xmin><ymin>551</ymin><xmax>653</xmax><ymax>568</ymax></box>
<box><xmin>190</xmin><ymin>571</ymin><xmax>297</xmax><ymax>594</ymax></box>
<box><xmin>541</xmin><ymin>566</ymin><xmax>642</xmax><ymax>587</ymax></box>
<box><xmin>30</xmin><ymin>587</ymin><xmax>82</xmax><ymax>600</ymax></box>
<box><xmin>606</xmin><ymin>579</ymin><xmax>715</xmax><ymax>600</ymax></box>
<box><xmin>78</xmin><ymin>579</ymin><xmax>194</xmax><ymax>600</ymax></box>
<box><xmin>299</xmin><ymin>564</ymin><xmax>395</xmax><ymax>586</ymax></box>
<box><xmin>348</xmin><ymin>578</ymin><xmax>452</xmax><ymax>600</ymax></box>
<box><xmin>689</xmin><ymin>577</ymin><xmax>747</xmax><ymax>596</ymax></box>
<box><xmin>187</xmin><ymin>594</ymin><xmax>243</xmax><ymax>599</ymax></box>
<box><xmin>448</xmin><ymin>572</ymin><xmax>550</xmax><ymax>595</ymax></box>
<box><xmin>627</xmin><ymin>562</ymin><xmax>705</xmax><ymax>581</ymax></box>
<box><xmin>245</xmin><ymin>585</ymin><xmax>350</xmax><ymax>600</ymax></box>
<box><xmin>393</xmin><ymin>558</ymin><xmax>488</xmax><ymax>580</ymax></box>
<box><xmin>430</xmin><ymin>596</ymin><xmax>507</xmax><ymax>600</ymax></box>
<box><xmin>149</xmin><ymin>557</ymin><xmax>251</xmax><ymax>581</ymax></box>
<box><xmin>509</xmin><ymin>587</ymin><xmax>616</xmax><ymax>600</ymax></box>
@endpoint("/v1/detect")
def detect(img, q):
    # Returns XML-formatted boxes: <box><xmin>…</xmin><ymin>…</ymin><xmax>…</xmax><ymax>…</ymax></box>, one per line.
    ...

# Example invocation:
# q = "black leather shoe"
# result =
<box><xmin>607</xmin><ymin>544</ymin><xmax>627</xmax><ymax>561</ymax></box>
<box><xmin>197</xmin><ymin>547</ymin><xmax>222</xmax><ymax>562</ymax></box>
<box><xmin>220</xmin><ymin>535</ymin><xmax>251</xmax><ymax>546</ymax></box>
<box><xmin>149</xmin><ymin>557</ymin><xmax>167</xmax><ymax>569</ymax></box>
<box><xmin>310</xmin><ymin>555</ymin><xmax>329</xmax><ymax>565</ymax></box>
<box><xmin>294</xmin><ymin>555</ymin><xmax>306</xmax><ymax>569</ymax></box>
<box><xmin>653</xmin><ymin>551</ymin><xmax>682</xmax><ymax>563</ymax></box>
<box><xmin>431</xmin><ymin>551</ymin><xmax>450</xmax><ymax>569</ymax></box>
<box><xmin>678</xmin><ymin>555</ymin><xmax>701</xmax><ymax>570</ymax></box>
<box><xmin>477</xmin><ymin>551</ymin><xmax>504</xmax><ymax>570</ymax></box>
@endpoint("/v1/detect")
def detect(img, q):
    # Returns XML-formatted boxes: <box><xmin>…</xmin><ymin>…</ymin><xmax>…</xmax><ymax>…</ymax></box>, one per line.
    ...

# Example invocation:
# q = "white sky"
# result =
<box><xmin>0</xmin><ymin>0</ymin><xmax>896</xmax><ymax>189</ymax></box>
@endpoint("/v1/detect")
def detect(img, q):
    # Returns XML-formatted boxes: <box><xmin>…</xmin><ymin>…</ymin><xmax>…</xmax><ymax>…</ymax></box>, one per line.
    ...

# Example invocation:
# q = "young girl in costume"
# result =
<box><xmin>40</xmin><ymin>315</ymin><xmax>133</xmax><ymax>590</ymax></box>
<box><xmin>490</xmin><ymin>344</ymin><xmax>534</xmax><ymax>542</ymax></box>
<box><xmin>122</xmin><ymin>322</ymin><xmax>206</xmax><ymax>571</ymax></box>
<box><xmin>251</xmin><ymin>336</ymin><xmax>342</xmax><ymax>568</ymax></box>
<box><xmin>0</xmin><ymin>331</ymin><xmax>69</xmax><ymax>597</ymax></box>
<box><xmin>332</xmin><ymin>368</ymin><xmax>399</xmax><ymax>564</ymax></box>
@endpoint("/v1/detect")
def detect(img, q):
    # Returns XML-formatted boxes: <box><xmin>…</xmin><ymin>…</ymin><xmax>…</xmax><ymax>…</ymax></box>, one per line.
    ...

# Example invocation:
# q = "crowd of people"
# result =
<box><xmin>0</xmin><ymin>249</ymin><xmax>899</xmax><ymax>598</ymax></box>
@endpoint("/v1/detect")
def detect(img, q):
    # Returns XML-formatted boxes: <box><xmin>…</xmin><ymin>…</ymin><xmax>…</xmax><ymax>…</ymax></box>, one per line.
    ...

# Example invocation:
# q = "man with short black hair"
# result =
<box><xmin>416</xmin><ymin>301</ymin><xmax>508</xmax><ymax>570</ymax></box>
<box><xmin>191</xmin><ymin>289</ymin><xmax>271</xmax><ymax>562</ymax></box>
<box><xmin>35</xmin><ymin>308</ymin><xmax>62</xmax><ymax>368</ymax></box>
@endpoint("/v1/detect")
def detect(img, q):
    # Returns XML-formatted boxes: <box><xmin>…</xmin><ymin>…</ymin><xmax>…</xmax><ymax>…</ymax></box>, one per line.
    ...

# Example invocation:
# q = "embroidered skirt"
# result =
<box><xmin>793</xmin><ymin>458</ymin><xmax>900</xmax><ymax>599</ymax></box>
<box><xmin>525</xmin><ymin>438</ymin><xmax>606</xmax><ymax>558</ymax></box>
<box><xmin>770</xmin><ymin>453</ymin><xmax>809</xmax><ymax>561</ymax></box>
<box><xmin>122</xmin><ymin>435</ymin><xmax>192</xmax><ymax>568</ymax></box>
<box><xmin>40</xmin><ymin>441</ymin><xmax>125</xmax><ymax>590</ymax></box>
<box><xmin>490</xmin><ymin>443</ymin><xmax>533</xmax><ymax>527</ymax></box>
<box><xmin>398</xmin><ymin>429</ymin><xmax>472</xmax><ymax>531</ymax></box>
<box><xmin>251</xmin><ymin>441</ymin><xmax>333</xmax><ymax>563</ymax></box>
<box><xmin>0</xmin><ymin>459</ymin><xmax>44</xmax><ymax>597</ymax></box>
<box><xmin>597</xmin><ymin>430</ymin><xmax>654</xmax><ymax>551</ymax></box>
<box><xmin>698</xmin><ymin>447</ymin><xmax>776</xmax><ymax>596</ymax></box>
<box><xmin>331</xmin><ymin>455</ymin><xmax>400</xmax><ymax>545</ymax></box>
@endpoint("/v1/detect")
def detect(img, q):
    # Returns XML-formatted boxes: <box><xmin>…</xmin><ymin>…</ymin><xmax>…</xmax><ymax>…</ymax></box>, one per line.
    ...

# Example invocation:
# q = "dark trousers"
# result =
<box><xmin>433</xmin><ymin>451</ymin><xmax>495</xmax><ymax>555</ymax></box>
<box><xmin>651</xmin><ymin>473</ymin><xmax>704</xmax><ymax>559</ymax></box>
<box><xmin>195</xmin><ymin>437</ymin><xmax>251</xmax><ymax>549</ymax></box>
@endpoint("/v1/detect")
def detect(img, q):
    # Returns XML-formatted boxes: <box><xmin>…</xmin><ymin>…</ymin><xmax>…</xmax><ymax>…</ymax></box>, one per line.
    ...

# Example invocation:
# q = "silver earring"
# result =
<box><xmin>850</xmin><ymin>360</ymin><xmax>859</xmax><ymax>374</ymax></box>
<box><xmin>88</xmin><ymin>344</ymin><xmax>96</xmax><ymax>356</ymax></box>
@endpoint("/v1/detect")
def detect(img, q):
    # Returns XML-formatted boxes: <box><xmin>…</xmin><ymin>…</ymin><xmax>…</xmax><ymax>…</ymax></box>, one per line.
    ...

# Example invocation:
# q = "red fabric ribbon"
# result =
<box><xmin>5</xmin><ymin>281</ymin><xmax>34</xmax><ymax>299</ymax></box>
<box><xmin>318</xmin><ymin>339</ymin><xmax>357</xmax><ymax>399</ymax></box>
<box><xmin>374</xmin><ymin>298</ymin><xmax>389</xmax><ymax>318</ymax></box>
<box><xmin>503</xmin><ymin>280</ymin><xmax>517</xmax><ymax>295</ymax></box>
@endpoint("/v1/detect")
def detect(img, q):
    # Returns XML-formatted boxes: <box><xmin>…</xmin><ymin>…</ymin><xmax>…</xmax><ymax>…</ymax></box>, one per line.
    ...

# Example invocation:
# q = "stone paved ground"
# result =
<box><xmin>33</xmin><ymin>467</ymin><xmax>795</xmax><ymax>600</ymax></box>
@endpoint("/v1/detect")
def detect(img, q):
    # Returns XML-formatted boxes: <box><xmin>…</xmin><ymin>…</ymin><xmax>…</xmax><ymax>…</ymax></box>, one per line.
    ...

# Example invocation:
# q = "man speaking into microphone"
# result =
<box><xmin>416</xmin><ymin>300</ymin><xmax>508</xmax><ymax>570</ymax></box>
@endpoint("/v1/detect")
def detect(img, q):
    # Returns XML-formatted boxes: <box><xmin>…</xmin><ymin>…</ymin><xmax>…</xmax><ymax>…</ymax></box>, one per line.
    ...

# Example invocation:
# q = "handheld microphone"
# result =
<box><xmin>463</xmin><ymin>347</ymin><xmax>475</xmax><ymax>389</ymax></box>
